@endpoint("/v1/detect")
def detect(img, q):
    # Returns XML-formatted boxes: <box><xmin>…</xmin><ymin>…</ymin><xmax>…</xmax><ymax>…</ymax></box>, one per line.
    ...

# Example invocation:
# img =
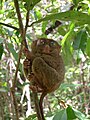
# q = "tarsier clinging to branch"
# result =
<box><xmin>23</xmin><ymin>38</ymin><xmax>65</xmax><ymax>120</ymax></box>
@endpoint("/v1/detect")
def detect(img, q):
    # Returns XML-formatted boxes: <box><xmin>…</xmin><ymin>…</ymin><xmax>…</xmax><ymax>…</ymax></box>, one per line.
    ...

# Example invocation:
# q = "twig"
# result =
<box><xmin>25</xmin><ymin>10</ymin><xmax>30</xmax><ymax>32</ymax></box>
<box><xmin>14</xmin><ymin>0</ymin><xmax>24</xmax><ymax>35</ymax></box>
<box><xmin>33</xmin><ymin>92</ymin><xmax>43</xmax><ymax>120</ymax></box>
<box><xmin>13</xmin><ymin>0</ymin><xmax>26</xmax><ymax>89</ymax></box>
<box><xmin>28</xmin><ymin>21</ymin><xmax>37</xmax><ymax>27</ymax></box>
<box><xmin>0</xmin><ymin>22</ymin><xmax>19</xmax><ymax>31</ymax></box>
<box><xmin>24</xmin><ymin>10</ymin><xmax>30</xmax><ymax>49</ymax></box>
<box><xmin>28</xmin><ymin>17</ymin><xmax>45</xmax><ymax>27</ymax></box>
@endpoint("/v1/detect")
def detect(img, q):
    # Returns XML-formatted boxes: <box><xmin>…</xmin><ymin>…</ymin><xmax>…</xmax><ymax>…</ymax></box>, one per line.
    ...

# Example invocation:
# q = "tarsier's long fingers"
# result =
<box><xmin>23</xmin><ymin>47</ymin><xmax>29</xmax><ymax>55</ymax></box>
<box><xmin>23</xmin><ymin>59</ymin><xmax>31</xmax><ymax>69</ymax></box>
<box><xmin>27</xmin><ymin>72</ymin><xmax>34</xmax><ymax>81</ymax></box>
<box><xmin>23</xmin><ymin>47</ymin><xmax>32</xmax><ymax>59</ymax></box>
<box><xmin>30</xmin><ymin>85</ymin><xmax>43</xmax><ymax>92</ymax></box>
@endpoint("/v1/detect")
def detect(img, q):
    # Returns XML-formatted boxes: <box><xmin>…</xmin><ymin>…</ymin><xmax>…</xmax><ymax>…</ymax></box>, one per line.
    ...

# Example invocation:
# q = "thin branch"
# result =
<box><xmin>33</xmin><ymin>92</ymin><xmax>43</xmax><ymax>120</ymax></box>
<box><xmin>28</xmin><ymin>18</ymin><xmax>44</xmax><ymax>27</ymax></box>
<box><xmin>25</xmin><ymin>10</ymin><xmax>30</xmax><ymax>32</ymax></box>
<box><xmin>24</xmin><ymin>10</ymin><xmax>30</xmax><ymax>49</ymax></box>
<box><xmin>0</xmin><ymin>22</ymin><xmax>19</xmax><ymax>31</ymax></box>
<box><xmin>14</xmin><ymin>0</ymin><xmax>24</xmax><ymax>36</ymax></box>
<box><xmin>28</xmin><ymin>21</ymin><xmax>37</xmax><ymax>27</ymax></box>
<box><xmin>13</xmin><ymin>0</ymin><xmax>24</xmax><ymax>88</ymax></box>
<box><xmin>10</xmin><ymin>88</ymin><xmax>19</xmax><ymax>120</ymax></box>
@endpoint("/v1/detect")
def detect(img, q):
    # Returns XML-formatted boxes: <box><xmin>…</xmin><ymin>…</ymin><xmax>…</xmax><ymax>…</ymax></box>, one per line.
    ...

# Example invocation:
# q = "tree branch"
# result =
<box><xmin>13</xmin><ymin>0</ymin><xmax>24</xmax><ymax>90</ymax></box>
<box><xmin>0</xmin><ymin>22</ymin><xmax>19</xmax><ymax>31</ymax></box>
<box><xmin>10</xmin><ymin>0</ymin><xmax>25</xmax><ymax>119</ymax></box>
<box><xmin>28</xmin><ymin>21</ymin><xmax>36</xmax><ymax>27</ymax></box>
<box><xmin>33</xmin><ymin>92</ymin><xmax>43</xmax><ymax>120</ymax></box>
<box><xmin>24</xmin><ymin>10</ymin><xmax>30</xmax><ymax>49</ymax></box>
<box><xmin>25</xmin><ymin>10</ymin><xmax>30</xmax><ymax>32</ymax></box>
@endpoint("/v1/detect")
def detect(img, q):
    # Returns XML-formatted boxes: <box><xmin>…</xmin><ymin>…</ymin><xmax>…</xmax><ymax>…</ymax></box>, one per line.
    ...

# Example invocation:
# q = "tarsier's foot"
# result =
<box><xmin>27</xmin><ymin>72</ymin><xmax>34</xmax><ymax>81</ymax></box>
<box><xmin>30</xmin><ymin>85</ymin><xmax>43</xmax><ymax>92</ymax></box>
<box><xmin>23</xmin><ymin>59</ymin><xmax>30</xmax><ymax>69</ymax></box>
<box><xmin>23</xmin><ymin>47</ymin><xmax>32</xmax><ymax>59</ymax></box>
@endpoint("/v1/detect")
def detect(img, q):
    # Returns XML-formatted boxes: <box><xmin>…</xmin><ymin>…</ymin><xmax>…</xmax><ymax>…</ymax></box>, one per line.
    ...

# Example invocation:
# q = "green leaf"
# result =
<box><xmin>53</xmin><ymin>106</ymin><xmax>87</xmax><ymax>120</ymax></box>
<box><xmin>0</xmin><ymin>9</ymin><xmax>4</xmax><ymax>14</ymax></box>
<box><xmin>72</xmin><ymin>0</ymin><xmax>83</xmax><ymax>5</ymax></box>
<box><xmin>0</xmin><ymin>37</ymin><xmax>4</xmax><ymax>43</ymax></box>
<box><xmin>62</xmin><ymin>41</ymin><xmax>73</xmax><ymax>65</ymax></box>
<box><xmin>0</xmin><ymin>87</ymin><xmax>8</xmax><ymax>92</ymax></box>
<box><xmin>86</xmin><ymin>38</ymin><xmax>90</xmax><ymax>57</ymax></box>
<box><xmin>26</xmin><ymin>33</ymin><xmax>32</xmax><ymax>41</ymax></box>
<box><xmin>72</xmin><ymin>107</ymin><xmax>86</xmax><ymax>120</ymax></box>
<box><xmin>53</xmin><ymin>110</ymin><xmax>67</xmax><ymax>120</ymax></box>
<box><xmin>24</xmin><ymin>0</ymin><xmax>41</xmax><ymax>10</ymax></box>
<box><xmin>73</xmin><ymin>29</ymin><xmax>87</xmax><ymax>52</ymax></box>
<box><xmin>58</xmin><ymin>27</ymin><xmax>66</xmax><ymax>36</ymax></box>
<box><xmin>73</xmin><ymin>30</ymin><xmax>83</xmax><ymax>50</ymax></box>
<box><xmin>22</xmin><ymin>82</ymin><xmax>30</xmax><ymax>86</ymax></box>
<box><xmin>66</xmin><ymin>106</ymin><xmax>87</xmax><ymax>120</ymax></box>
<box><xmin>25</xmin><ymin>114</ymin><xmax>36</xmax><ymax>120</ymax></box>
<box><xmin>62</xmin><ymin>23</ymin><xmax>75</xmax><ymax>46</ymax></box>
<box><xmin>34</xmin><ymin>10</ymin><xmax>42</xmax><ymax>20</ymax></box>
<box><xmin>66</xmin><ymin>106</ymin><xmax>76</xmax><ymax>120</ymax></box>
<box><xmin>8</xmin><ymin>43</ymin><xmax>22</xmax><ymax>71</ymax></box>
<box><xmin>61</xmin><ymin>23</ymin><xmax>74</xmax><ymax>65</ymax></box>
<box><xmin>31</xmin><ymin>11</ymin><xmax>90</xmax><ymax>25</ymax></box>
<box><xmin>79</xmin><ymin>30</ymin><xmax>87</xmax><ymax>53</ymax></box>
<box><xmin>42</xmin><ymin>21</ymin><xmax>48</xmax><ymax>33</ymax></box>
<box><xmin>60</xmin><ymin>83</ymin><xmax>79</xmax><ymax>91</ymax></box>
<box><xmin>8</xmin><ymin>43</ymin><xmax>18</xmax><ymax>61</ymax></box>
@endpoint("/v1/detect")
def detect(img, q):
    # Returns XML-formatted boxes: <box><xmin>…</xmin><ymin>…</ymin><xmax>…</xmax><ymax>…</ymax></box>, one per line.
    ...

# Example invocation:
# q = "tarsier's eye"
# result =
<box><xmin>50</xmin><ymin>41</ymin><xmax>56</xmax><ymax>47</ymax></box>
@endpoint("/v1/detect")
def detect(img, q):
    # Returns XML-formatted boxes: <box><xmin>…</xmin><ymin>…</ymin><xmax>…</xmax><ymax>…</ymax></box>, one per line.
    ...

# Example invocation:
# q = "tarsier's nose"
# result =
<box><xmin>43</xmin><ymin>45</ymin><xmax>51</xmax><ymax>53</ymax></box>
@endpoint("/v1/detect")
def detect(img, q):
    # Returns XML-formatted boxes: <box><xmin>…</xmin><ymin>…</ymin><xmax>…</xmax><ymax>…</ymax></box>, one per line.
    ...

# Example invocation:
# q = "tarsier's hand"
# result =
<box><xmin>27</xmin><ymin>72</ymin><xmax>43</xmax><ymax>92</ymax></box>
<box><xmin>30</xmin><ymin>85</ymin><xmax>43</xmax><ymax>92</ymax></box>
<box><xmin>27</xmin><ymin>72</ymin><xmax>34</xmax><ymax>81</ymax></box>
<box><xmin>23</xmin><ymin>58</ymin><xmax>42</xmax><ymax>92</ymax></box>
<box><xmin>23</xmin><ymin>59</ymin><xmax>31</xmax><ymax>69</ymax></box>
<box><xmin>23</xmin><ymin>47</ymin><xmax>32</xmax><ymax>60</ymax></box>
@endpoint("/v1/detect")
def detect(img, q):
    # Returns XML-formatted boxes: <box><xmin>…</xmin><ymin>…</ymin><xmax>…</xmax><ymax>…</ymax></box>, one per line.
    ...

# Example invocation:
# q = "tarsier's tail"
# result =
<box><xmin>39</xmin><ymin>92</ymin><xmax>47</xmax><ymax>120</ymax></box>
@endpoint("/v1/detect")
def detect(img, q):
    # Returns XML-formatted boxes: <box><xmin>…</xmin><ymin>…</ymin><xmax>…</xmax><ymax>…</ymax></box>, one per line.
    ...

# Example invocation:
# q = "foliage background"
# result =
<box><xmin>0</xmin><ymin>0</ymin><xmax>90</xmax><ymax>120</ymax></box>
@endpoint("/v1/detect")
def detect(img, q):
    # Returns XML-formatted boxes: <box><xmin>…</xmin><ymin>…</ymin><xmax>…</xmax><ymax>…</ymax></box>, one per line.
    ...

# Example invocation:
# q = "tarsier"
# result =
<box><xmin>23</xmin><ymin>38</ymin><xmax>65</xmax><ymax>120</ymax></box>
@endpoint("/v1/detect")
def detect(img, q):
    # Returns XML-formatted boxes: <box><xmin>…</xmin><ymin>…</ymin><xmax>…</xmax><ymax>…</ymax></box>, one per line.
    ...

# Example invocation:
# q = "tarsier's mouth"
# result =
<box><xmin>42</xmin><ymin>50</ymin><xmax>52</xmax><ymax>54</ymax></box>
<box><xmin>42</xmin><ymin>52</ymin><xmax>51</xmax><ymax>55</ymax></box>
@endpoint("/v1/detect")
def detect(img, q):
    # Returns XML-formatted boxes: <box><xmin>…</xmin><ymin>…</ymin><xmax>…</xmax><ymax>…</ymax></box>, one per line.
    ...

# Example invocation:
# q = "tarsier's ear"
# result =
<box><xmin>58</xmin><ymin>44</ymin><xmax>62</xmax><ymax>51</ymax></box>
<box><xmin>31</xmin><ymin>40</ymin><xmax>37</xmax><ymax>49</ymax></box>
<box><xmin>31</xmin><ymin>40</ymin><xmax>38</xmax><ymax>54</ymax></box>
<box><xmin>36</xmin><ymin>39</ymin><xmax>41</xmax><ymax>46</ymax></box>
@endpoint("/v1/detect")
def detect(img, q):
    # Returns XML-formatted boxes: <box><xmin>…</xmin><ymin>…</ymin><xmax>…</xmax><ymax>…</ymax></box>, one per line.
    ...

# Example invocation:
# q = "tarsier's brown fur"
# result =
<box><xmin>23</xmin><ymin>38</ymin><xmax>65</xmax><ymax>120</ymax></box>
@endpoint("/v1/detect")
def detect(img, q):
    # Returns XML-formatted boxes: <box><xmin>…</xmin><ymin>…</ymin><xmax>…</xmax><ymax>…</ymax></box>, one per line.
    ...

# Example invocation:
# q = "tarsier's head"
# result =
<box><xmin>31</xmin><ymin>38</ymin><xmax>61</xmax><ymax>55</ymax></box>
